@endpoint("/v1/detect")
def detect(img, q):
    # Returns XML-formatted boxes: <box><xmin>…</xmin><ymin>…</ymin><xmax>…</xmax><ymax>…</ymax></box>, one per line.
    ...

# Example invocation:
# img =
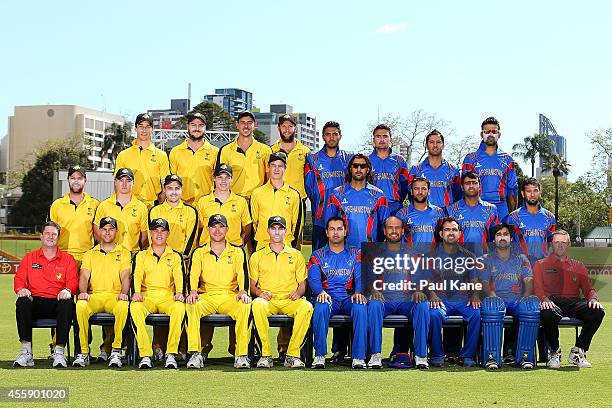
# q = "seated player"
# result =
<box><xmin>131</xmin><ymin>218</ymin><xmax>186</xmax><ymax>369</ymax></box>
<box><xmin>308</xmin><ymin>216</ymin><xmax>367</xmax><ymax>369</ymax></box>
<box><xmin>186</xmin><ymin>214</ymin><xmax>252</xmax><ymax>369</ymax></box>
<box><xmin>73</xmin><ymin>217</ymin><xmax>131</xmax><ymax>368</ymax></box>
<box><xmin>250</xmin><ymin>216</ymin><xmax>313</xmax><ymax>368</ymax></box>
<box><xmin>481</xmin><ymin>223</ymin><xmax>539</xmax><ymax>370</ymax></box>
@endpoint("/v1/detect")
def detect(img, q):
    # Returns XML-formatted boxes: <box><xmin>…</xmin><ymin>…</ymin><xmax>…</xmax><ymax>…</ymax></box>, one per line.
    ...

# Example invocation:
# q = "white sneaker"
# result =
<box><xmin>108</xmin><ymin>351</ymin><xmax>122</xmax><ymax>368</ymax></box>
<box><xmin>284</xmin><ymin>356</ymin><xmax>305</xmax><ymax>368</ymax></box>
<box><xmin>153</xmin><ymin>347</ymin><xmax>164</xmax><ymax>361</ymax></box>
<box><xmin>139</xmin><ymin>356</ymin><xmax>152</xmax><ymax>369</ymax></box>
<box><xmin>352</xmin><ymin>358</ymin><xmax>366</xmax><ymax>369</ymax></box>
<box><xmin>521</xmin><ymin>361</ymin><xmax>534</xmax><ymax>370</ymax></box>
<box><xmin>312</xmin><ymin>355</ymin><xmax>325</xmax><ymax>369</ymax></box>
<box><xmin>165</xmin><ymin>354</ymin><xmax>178</xmax><ymax>369</ymax></box>
<box><xmin>547</xmin><ymin>348</ymin><xmax>561</xmax><ymax>369</ymax></box>
<box><xmin>568</xmin><ymin>346</ymin><xmax>592</xmax><ymax>368</ymax></box>
<box><xmin>72</xmin><ymin>354</ymin><xmax>90</xmax><ymax>367</ymax></box>
<box><xmin>257</xmin><ymin>356</ymin><xmax>274</xmax><ymax>368</ymax></box>
<box><xmin>415</xmin><ymin>356</ymin><xmax>429</xmax><ymax>369</ymax></box>
<box><xmin>187</xmin><ymin>353</ymin><xmax>204</xmax><ymax>369</ymax></box>
<box><xmin>485</xmin><ymin>358</ymin><xmax>499</xmax><ymax>370</ymax></box>
<box><xmin>367</xmin><ymin>353</ymin><xmax>382</xmax><ymax>369</ymax></box>
<box><xmin>52</xmin><ymin>352</ymin><xmax>67</xmax><ymax>368</ymax></box>
<box><xmin>234</xmin><ymin>355</ymin><xmax>250</xmax><ymax>369</ymax></box>
<box><xmin>97</xmin><ymin>351</ymin><xmax>109</xmax><ymax>362</ymax></box>
<box><xmin>13</xmin><ymin>351</ymin><xmax>34</xmax><ymax>367</ymax></box>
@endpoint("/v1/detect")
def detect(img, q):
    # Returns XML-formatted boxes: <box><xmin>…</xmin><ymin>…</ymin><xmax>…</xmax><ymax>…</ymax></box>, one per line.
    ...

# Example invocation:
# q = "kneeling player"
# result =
<box><xmin>131</xmin><ymin>218</ymin><xmax>186</xmax><ymax>369</ymax></box>
<box><xmin>481</xmin><ymin>223</ymin><xmax>539</xmax><ymax>369</ymax></box>
<box><xmin>308</xmin><ymin>217</ymin><xmax>367</xmax><ymax>369</ymax></box>
<box><xmin>73</xmin><ymin>217</ymin><xmax>130</xmax><ymax>367</ymax></box>
<box><xmin>250</xmin><ymin>216</ymin><xmax>313</xmax><ymax>368</ymax></box>
<box><xmin>186</xmin><ymin>214</ymin><xmax>252</xmax><ymax>369</ymax></box>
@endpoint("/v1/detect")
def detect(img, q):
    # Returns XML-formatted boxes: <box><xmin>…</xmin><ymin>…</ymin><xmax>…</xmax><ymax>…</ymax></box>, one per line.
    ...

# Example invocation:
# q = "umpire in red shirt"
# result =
<box><xmin>533</xmin><ymin>229</ymin><xmax>604</xmax><ymax>369</ymax></box>
<box><xmin>13</xmin><ymin>221</ymin><xmax>78</xmax><ymax>368</ymax></box>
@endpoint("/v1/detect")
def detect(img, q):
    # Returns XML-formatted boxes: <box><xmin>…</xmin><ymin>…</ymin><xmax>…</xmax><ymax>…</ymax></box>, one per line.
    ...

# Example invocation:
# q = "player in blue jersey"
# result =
<box><xmin>396</xmin><ymin>176</ymin><xmax>444</xmax><ymax>251</ymax></box>
<box><xmin>305</xmin><ymin>121</ymin><xmax>352</xmax><ymax>250</ymax></box>
<box><xmin>462</xmin><ymin>117</ymin><xmax>518</xmax><ymax>222</ymax></box>
<box><xmin>425</xmin><ymin>217</ymin><xmax>482</xmax><ymax>367</ymax></box>
<box><xmin>408</xmin><ymin>130</ymin><xmax>462</xmax><ymax>208</ymax></box>
<box><xmin>369</xmin><ymin>124</ymin><xmax>410</xmax><ymax>214</ymax></box>
<box><xmin>506</xmin><ymin>178</ymin><xmax>556</xmax><ymax>265</ymax></box>
<box><xmin>480</xmin><ymin>223</ymin><xmax>540</xmax><ymax>370</ymax></box>
<box><xmin>367</xmin><ymin>216</ymin><xmax>431</xmax><ymax>369</ymax></box>
<box><xmin>327</xmin><ymin>154</ymin><xmax>390</xmax><ymax>248</ymax></box>
<box><xmin>308</xmin><ymin>216</ymin><xmax>368</xmax><ymax>369</ymax></box>
<box><xmin>444</xmin><ymin>171</ymin><xmax>499</xmax><ymax>256</ymax></box>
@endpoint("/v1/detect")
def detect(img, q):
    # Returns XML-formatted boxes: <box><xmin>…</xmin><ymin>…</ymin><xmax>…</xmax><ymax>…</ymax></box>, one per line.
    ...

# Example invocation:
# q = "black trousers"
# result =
<box><xmin>540</xmin><ymin>296</ymin><xmax>605</xmax><ymax>351</ymax></box>
<box><xmin>16</xmin><ymin>296</ymin><xmax>74</xmax><ymax>346</ymax></box>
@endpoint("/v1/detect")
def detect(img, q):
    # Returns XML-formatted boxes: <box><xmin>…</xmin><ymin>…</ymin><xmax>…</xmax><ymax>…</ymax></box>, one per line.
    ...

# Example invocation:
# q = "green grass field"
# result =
<box><xmin>1</xmin><ymin>273</ymin><xmax>611</xmax><ymax>407</ymax></box>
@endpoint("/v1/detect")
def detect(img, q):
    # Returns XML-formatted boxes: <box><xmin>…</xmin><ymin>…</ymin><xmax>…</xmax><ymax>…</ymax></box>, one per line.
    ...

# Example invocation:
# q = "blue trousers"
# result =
<box><xmin>313</xmin><ymin>297</ymin><xmax>367</xmax><ymax>359</ymax></box>
<box><xmin>368</xmin><ymin>301</ymin><xmax>430</xmax><ymax>358</ymax></box>
<box><xmin>429</xmin><ymin>301</ymin><xmax>481</xmax><ymax>359</ymax></box>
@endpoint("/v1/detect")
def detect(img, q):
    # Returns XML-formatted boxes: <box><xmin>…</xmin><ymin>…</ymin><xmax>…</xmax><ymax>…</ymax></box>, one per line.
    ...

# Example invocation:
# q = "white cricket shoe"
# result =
<box><xmin>568</xmin><ymin>346</ymin><xmax>592</xmax><ymax>368</ymax></box>
<box><xmin>352</xmin><ymin>358</ymin><xmax>366</xmax><ymax>369</ymax></box>
<box><xmin>312</xmin><ymin>355</ymin><xmax>325</xmax><ymax>369</ymax></box>
<box><xmin>108</xmin><ymin>351</ymin><xmax>122</xmax><ymax>367</ymax></box>
<box><xmin>165</xmin><ymin>354</ymin><xmax>178</xmax><ymax>369</ymax></box>
<box><xmin>234</xmin><ymin>355</ymin><xmax>250</xmax><ymax>369</ymax></box>
<box><xmin>13</xmin><ymin>351</ymin><xmax>34</xmax><ymax>367</ymax></box>
<box><xmin>72</xmin><ymin>354</ymin><xmax>90</xmax><ymax>367</ymax></box>
<box><xmin>187</xmin><ymin>352</ymin><xmax>204</xmax><ymax>369</ymax></box>
<box><xmin>521</xmin><ymin>361</ymin><xmax>534</xmax><ymax>370</ymax></box>
<box><xmin>415</xmin><ymin>356</ymin><xmax>429</xmax><ymax>369</ymax></box>
<box><xmin>367</xmin><ymin>353</ymin><xmax>382</xmax><ymax>369</ymax></box>
<box><xmin>52</xmin><ymin>352</ymin><xmax>67</xmax><ymax>368</ymax></box>
<box><xmin>547</xmin><ymin>348</ymin><xmax>561</xmax><ymax>369</ymax></box>
<box><xmin>153</xmin><ymin>347</ymin><xmax>164</xmax><ymax>361</ymax></box>
<box><xmin>257</xmin><ymin>356</ymin><xmax>274</xmax><ymax>368</ymax></box>
<box><xmin>284</xmin><ymin>356</ymin><xmax>306</xmax><ymax>368</ymax></box>
<box><xmin>139</xmin><ymin>356</ymin><xmax>152</xmax><ymax>369</ymax></box>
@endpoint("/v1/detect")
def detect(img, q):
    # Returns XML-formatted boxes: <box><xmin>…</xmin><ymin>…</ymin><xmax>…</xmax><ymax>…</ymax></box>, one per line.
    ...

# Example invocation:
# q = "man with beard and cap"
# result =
<box><xmin>169</xmin><ymin>111</ymin><xmax>218</xmax><ymax>206</ymax></box>
<box><xmin>408</xmin><ymin>129</ymin><xmax>462</xmax><ymax>208</ymax></box>
<box><xmin>271</xmin><ymin>114</ymin><xmax>311</xmax><ymax>249</ymax></box>
<box><xmin>462</xmin><ymin>116</ymin><xmax>518</xmax><ymax>222</ymax></box>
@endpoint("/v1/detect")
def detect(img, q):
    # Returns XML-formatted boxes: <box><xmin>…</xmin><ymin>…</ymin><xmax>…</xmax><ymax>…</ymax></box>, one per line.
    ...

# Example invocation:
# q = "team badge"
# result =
<box><xmin>115</xmin><ymin>254</ymin><xmax>121</xmax><ymax>262</ymax></box>
<box><xmin>288</xmin><ymin>256</ymin><xmax>293</xmax><ymax>265</ymax></box>
<box><xmin>285</xmin><ymin>197</ymin><xmax>291</xmax><ymax>205</ymax></box>
<box><xmin>231</xmin><ymin>204</ymin><xmax>237</xmax><ymax>212</ymax></box>
<box><xmin>132</xmin><ymin>208</ymin><xmax>138</xmax><ymax>217</ymax></box>
<box><xmin>56</xmin><ymin>272</ymin><xmax>62</xmax><ymax>280</ymax></box>
<box><xmin>227</xmin><ymin>256</ymin><xmax>232</xmax><ymax>264</ymax></box>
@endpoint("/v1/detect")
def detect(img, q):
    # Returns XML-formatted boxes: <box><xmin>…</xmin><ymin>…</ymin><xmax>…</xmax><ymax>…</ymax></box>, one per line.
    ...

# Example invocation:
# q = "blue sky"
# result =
<box><xmin>2</xmin><ymin>0</ymin><xmax>610</xmax><ymax>180</ymax></box>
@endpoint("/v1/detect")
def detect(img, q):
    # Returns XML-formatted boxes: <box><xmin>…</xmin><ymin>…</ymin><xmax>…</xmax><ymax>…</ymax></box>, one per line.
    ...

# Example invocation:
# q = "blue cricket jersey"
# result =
<box><xmin>424</xmin><ymin>244</ymin><xmax>482</xmax><ymax>302</ymax></box>
<box><xmin>307</xmin><ymin>245</ymin><xmax>361</xmax><ymax>300</ymax></box>
<box><xmin>408</xmin><ymin>157</ymin><xmax>462</xmax><ymax>207</ymax></box>
<box><xmin>506</xmin><ymin>204</ymin><xmax>556</xmax><ymax>264</ymax></box>
<box><xmin>444</xmin><ymin>198</ymin><xmax>499</xmax><ymax>256</ymax></box>
<box><xmin>482</xmin><ymin>249</ymin><xmax>533</xmax><ymax>303</ymax></box>
<box><xmin>396</xmin><ymin>202</ymin><xmax>444</xmax><ymax>250</ymax></box>
<box><xmin>369</xmin><ymin>149</ymin><xmax>409</xmax><ymax>214</ymax></box>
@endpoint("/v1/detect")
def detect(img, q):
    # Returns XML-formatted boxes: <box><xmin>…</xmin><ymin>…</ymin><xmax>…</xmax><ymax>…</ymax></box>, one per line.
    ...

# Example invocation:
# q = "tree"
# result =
<box><xmin>444</xmin><ymin>134</ymin><xmax>480</xmax><ymax>168</ymax></box>
<box><xmin>174</xmin><ymin>101</ymin><xmax>237</xmax><ymax>132</ymax></box>
<box><xmin>100</xmin><ymin>122</ymin><xmax>132</xmax><ymax>165</ymax></box>
<box><xmin>8</xmin><ymin>135</ymin><xmax>92</xmax><ymax>228</ymax></box>
<box><xmin>588</xmin><ymin>128</ymin><xmax>612</xmax><ymax>161</ymax></box>
<box><xmin>512</xmin><ymin>133</ymin><xmax>554</xmax><ymax>177</ymax></box>
<box><xmin>542</xmin><ymin>153</ymin><xmax>571</xmax><ymax>220</ymax></box>
<box><xmin>253</xmin><ymin>129</ymin><xmax>269</xmax><ymax>145</ymax></box>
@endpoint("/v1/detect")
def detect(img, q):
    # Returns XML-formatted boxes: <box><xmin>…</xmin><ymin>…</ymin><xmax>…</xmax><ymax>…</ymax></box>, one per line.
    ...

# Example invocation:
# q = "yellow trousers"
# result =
<box><xmin>76</xmin><ymin>293</ymin><xmax>129</xmax><ymax>354</ymax></box>
<box><xmin>251</xmin><ymin>297</ymin><xmax>313</xmax><ymax>358</ymax></box>
<box><xmin>186</xmin><ymin>293</ymin><xmax>251</xmax><ymax>356</ymax></box>
<box><xmin>131</xmin><ymin>291</ymin><xmax>185</xmax><ymax>356</ymax></box>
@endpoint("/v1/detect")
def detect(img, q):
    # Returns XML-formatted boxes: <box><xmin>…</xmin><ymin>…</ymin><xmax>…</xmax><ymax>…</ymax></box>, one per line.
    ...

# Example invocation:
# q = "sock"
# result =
<box><xmin>54</xmin><ymin>345</ymin><xmax>64</xmax><ymax>355</ymax></box>
<box><xmin>21</xmin><ymin>341</ymin><xmax>32</xmax><ymax>354</ymax></box>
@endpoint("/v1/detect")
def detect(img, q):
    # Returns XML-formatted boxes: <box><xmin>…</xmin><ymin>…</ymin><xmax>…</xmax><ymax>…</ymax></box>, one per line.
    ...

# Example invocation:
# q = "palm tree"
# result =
<box><xmin>542</xmin><ymin>153</ymin><xmax>570</xmax><ymax>219</ymax></box>
<box><xmin>102</xmin><ymin>122</ymin><xmax>132</xmax><ymax>166</ymax></box>
<box><xmin>512</xmin><ymin>133</ymin><xmax>554</xmax><ymax>177</ymax></box>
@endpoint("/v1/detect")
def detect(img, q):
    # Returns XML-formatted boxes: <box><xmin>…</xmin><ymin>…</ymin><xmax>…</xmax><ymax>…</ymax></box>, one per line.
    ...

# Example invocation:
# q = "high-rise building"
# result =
<box><xmin>537</xmin><ymin>114</ymin><xmax>568</xmax><ymax>177</ymax></box>
<box><xmin>254</xmin><ymin>104</ymin><xmax>320</xmax><ymax>151</ymax></box>
<box><xmin>147</xmin><ymin>98</ymin><xmax>190</xmax><ymax>129</ymax></box>
<box><xmin>203</xmin><ymin>88</ymin><xmax>253</xmax><ymax>119</ymax></box>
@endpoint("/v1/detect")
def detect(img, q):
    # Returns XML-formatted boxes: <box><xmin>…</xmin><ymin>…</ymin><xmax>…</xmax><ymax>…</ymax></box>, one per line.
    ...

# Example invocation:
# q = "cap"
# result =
<box><xmin>164</xmin><ymin>174</ymin><xmax>183</xmax><ymax>186</ymax></box>
<box><xmin>115</xmin><ymin>168</ymin><xmax>134</xmax><ymax>181</ymax></box>
<box><xmin>268</xmin><ymin>215</ymin><xmax>287</xmax><ymax>229</ymax></box>
<box><xmin>207</xmin><ymin>214</ymin><xmax>228</xmax><ymax>228</ymax></box>
<box><xmin>99</xmin><ymin>216</ymin><xmax>118</xmax><ymax>229</ymax></box>
<box><xmin>149</xmin><ymin>218</ymin><xmax>170</xmax><ymax>231</ymax></box>
<box><xmin>237</xmin><ymin>111</ymin><xmax>255</xmax><ymax>122</ymax></box>
<box><xmin>68</xmin><ymin>165</ymin><xmax>86</xmax><ymax>178</ymax></box>
<box><xmin>185</xmin><ymin>111</ymin><xmax>207</xmax><ymax>125</ymax></box>
<box><xmin>135</xmin><ymin>113</ymin><xmax>153</xmax><ymax>126</ymax></box>
<box><xmin>214</xmin><ymin>163</ymin><xmax>233</xmax><ymax>177</ymax></box>
<box><xmin>268</xmin><ymin>151</ymin><xmax>287</xmax><ymax>165</ymax></box>
<box><xmin>278</xmin><ymin>114</ymin><xmax>296</xmax><ymax>126</ymax></box>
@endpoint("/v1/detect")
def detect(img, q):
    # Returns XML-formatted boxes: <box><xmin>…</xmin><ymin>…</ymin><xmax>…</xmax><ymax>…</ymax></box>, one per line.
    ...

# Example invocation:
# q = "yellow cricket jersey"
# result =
<box><xmin>189</xmin><ymin>242</ymin><xmax>247</xmax><ymax>295</ymax></box>
<box><xmin>115</xmin><ymin>141</ymin><xmax>170</xmax><ymax>207</ymax></box>
<box><xmin>250</xmin><ymin>182</ymin><xmax>302</xmax><ymax>249</ymax></box>
<box><xmin>271</xmin><ymin>140</ymin><xmax>311</xmax><ymax>199</ymax></box>
<box><xmin>249</xmin><ymin>245</ymin><xmax>307</xmax><ymax>299</ymax></box>
<box><xmin>133</xmin><ymin>246</ymin><xmax>184</xmax><ymax>294</ymax></box>
<box><xmin>169</xmin><ymin>140</ymin><xmax>218</xmax><ymax>205</ymax></box>
<box><xmin>217</xmin><ymin>137</ymin><xmax>272</xmax><ymax>199</ymax></box>
<box><xmin>81</xmin><ymin>244</ymin><xmax>131</xmax><ymax>294</ymax></box>
<box><xmin>196</xmin><ymin>192</ymin><xmax>251</xmax><ymax>246</ymax></box>
<box><xmin>94</xmin><ymin>194</ymin><xmax>148</xmax><ymax>254</ymax></box>
<box><xmin>148</xmin><ymin>200</ymin><xmax>198</xmax><ymax>256</ymax></box>
<box><xmin>49</xmin><ymin>192</ymin><xmax>100</xmax><ymax>260</ymax></box>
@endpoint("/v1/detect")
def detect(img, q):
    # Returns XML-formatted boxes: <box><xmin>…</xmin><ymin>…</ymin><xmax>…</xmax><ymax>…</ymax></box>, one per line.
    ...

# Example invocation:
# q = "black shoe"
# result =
<box><xmin>329</xmin><ymin>352</ymin><xmax>346</xmax><ymax>363</ymax></box>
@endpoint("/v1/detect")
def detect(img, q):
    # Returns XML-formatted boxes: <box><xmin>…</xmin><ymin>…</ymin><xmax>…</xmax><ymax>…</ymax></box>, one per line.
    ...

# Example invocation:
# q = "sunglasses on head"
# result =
<box><xmin>351</xmin><ymin>163</ymin><xmax>368</xmax><ymax>169</ymax></box>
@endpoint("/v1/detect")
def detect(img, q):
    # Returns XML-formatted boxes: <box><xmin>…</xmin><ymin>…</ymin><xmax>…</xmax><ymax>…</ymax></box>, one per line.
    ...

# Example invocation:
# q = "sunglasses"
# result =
<box><xmin>351</xmin><ymin>163</ymin><xmax>368</xmax><ymax>169</ymax></box>
<box><xmin>482</xmin><ymin>129</ymin><xmax>500</xmax><ymax>135</ymax></box>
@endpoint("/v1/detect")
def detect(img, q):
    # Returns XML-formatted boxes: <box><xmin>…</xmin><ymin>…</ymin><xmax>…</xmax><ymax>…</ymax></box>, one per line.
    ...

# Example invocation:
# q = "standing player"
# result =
<box><xmin>271</xmin><ymin>114</ymin><xmax>311</xmax><ymax>249</ymax></box>
<box><xmin>305</xmin><ymin>121</ymin><xmax>352</xmax><ymax>250</ymax></box>
<box><xmin>169</xmin><ymin>111</ymin><xmax>218</xmax><ymax>206</ymax></box>
<box><xmin>480</xmin><ymin>223</ymin><xmax>540</xmax><ymax>370</ymax></box>
<box><xmin>115</xmin><ymin>113</ymin><xmax>170</xmax><ymax>209</ymax></box>
<box><xmin>249</xmin><ymin>216</ymin><xmax>313</xmax><ymax>368</ymax></box>
<box><xmin>327</xmin><ymin>154</ymin><xmax>390</xmax><ymax>248</ymax></box>
<box><xmin>73</xmin><ymin>217</ymin><xmax>131</xmax><ymax>368</ymax></box>
<box><xmin>408</xmin><ymin>130</ymin><xmax>462</xmax><ymax>208</ymax></box>
<box><xmin>308</xmin><ymin>217</ymin><xmax>367</xmax><ymax>369</ymax></box>
<box><xmin>369</xmin><ymin>124</ymin><xmax>409</xmax><ymax>214</ymax></box>
<box><xmin>462</xmin><ymin>116</ymin><xmax>518</xmax><ymax>222</ymax></box>
<box><xmin>130</xmin><ymin>218</ymin><xmax>186</xmax><ymax>369</ymax></box>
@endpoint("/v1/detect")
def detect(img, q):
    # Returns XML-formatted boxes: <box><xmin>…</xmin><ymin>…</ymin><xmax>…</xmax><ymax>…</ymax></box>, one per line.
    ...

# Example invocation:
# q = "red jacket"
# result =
<box><xmin>533</xmin><ymin>254</ymin><xmax>597</xmax><ymax>301</ymax></box>
<box><xmin>14</xmin><ymin>247</ymin><xmax>78</xmax><ymax>298</ymax></box>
